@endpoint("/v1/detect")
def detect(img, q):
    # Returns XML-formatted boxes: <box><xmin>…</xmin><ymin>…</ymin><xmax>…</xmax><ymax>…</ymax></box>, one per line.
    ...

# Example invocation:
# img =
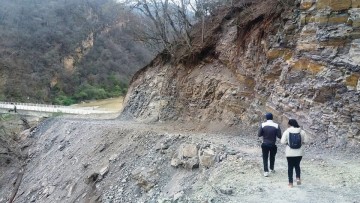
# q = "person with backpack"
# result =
<box><xmin>281</xmin><ymin>119</ymin><xmax>308</xmax><ymax>188</ymax></box>
<box><xmin>258</xmin><ymin>113</ymin><xmax>282</xmax><ymax>177</ymax></box>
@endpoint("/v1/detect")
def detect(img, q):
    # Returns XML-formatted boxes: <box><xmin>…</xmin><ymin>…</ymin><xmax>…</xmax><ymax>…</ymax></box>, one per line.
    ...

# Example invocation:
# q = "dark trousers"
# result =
<box><xmin>261</xmin><ymin>144</ymin><xmax>277</xmax><ymax>172</ymax></box>
<box><xmin>286</xmin><ymin>156</ymin><xmax>302</xmax><ymax>183</ymax></box>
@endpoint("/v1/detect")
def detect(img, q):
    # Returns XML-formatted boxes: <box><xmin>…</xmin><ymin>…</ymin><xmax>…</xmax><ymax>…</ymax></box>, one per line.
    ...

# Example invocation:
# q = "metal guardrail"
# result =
<box><xmin>0</xmin><ymin>102</ymin><xmax>111</xmax><ymax>115</ymax></box>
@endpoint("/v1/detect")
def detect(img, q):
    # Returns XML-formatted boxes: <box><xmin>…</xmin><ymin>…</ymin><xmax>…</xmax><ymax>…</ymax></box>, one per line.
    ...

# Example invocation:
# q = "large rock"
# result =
<box><xmin>171</xmin><ymin>143</ymin><xmax>223</xmax><ymax>170</ymax></box>
<box><xmin>180</xmin><ymin>144</ymin><xmax>198</xmax><ymax>158</ymax></box>
<box><xmin>199</xmin><ymin>148</ymin><xmax>216</xmax><ymax>168</ymax></box>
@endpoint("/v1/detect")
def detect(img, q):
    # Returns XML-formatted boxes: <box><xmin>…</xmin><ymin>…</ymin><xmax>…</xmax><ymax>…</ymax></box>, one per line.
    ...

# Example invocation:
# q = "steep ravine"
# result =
<box><xmin>121</xmin><ymin>0</ymin><xmax>360</xmax><ymax>148</ymax></box>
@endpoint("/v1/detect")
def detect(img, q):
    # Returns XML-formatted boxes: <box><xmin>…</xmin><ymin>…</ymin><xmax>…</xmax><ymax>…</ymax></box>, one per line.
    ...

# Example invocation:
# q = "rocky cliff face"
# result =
<box><xmin>121</xmin><ymin>0</ymin><xmax>360</xmax><ymax>147</ymax></box>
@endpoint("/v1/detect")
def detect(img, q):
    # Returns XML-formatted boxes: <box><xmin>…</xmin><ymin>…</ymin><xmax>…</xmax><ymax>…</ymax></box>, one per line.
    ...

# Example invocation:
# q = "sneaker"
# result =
<box><xmin>270</xmin><ymin>169</ymin><xmax>275</xmax><ymax>173</ymax></box>
<box><xmin>264</xmin><ymin>172</ymin><xmax>269</xmax><ymax>177</ymax></box>
<box><xmin>288</xmin><ymin>183</ymin><xmax>293</xmax><ymax>188</ymax></box>
<box><xmin>296</xmin><ymin>178</ymin><xmax>301</xmax><ymax>185</ymax></box>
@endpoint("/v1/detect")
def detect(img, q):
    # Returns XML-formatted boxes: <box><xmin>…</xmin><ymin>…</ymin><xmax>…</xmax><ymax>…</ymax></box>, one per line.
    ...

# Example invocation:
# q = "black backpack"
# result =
<box><xmin>289</xmin><ymin>132</ymin><xmax>302</xmax><ymax>149</ymax></box>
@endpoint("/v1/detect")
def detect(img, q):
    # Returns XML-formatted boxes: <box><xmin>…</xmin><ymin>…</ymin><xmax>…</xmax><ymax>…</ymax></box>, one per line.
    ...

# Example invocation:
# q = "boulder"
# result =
<box><xmin>180</xmin><ymin>144</ymin><xmax>198</xmax><ymax>158</ymax></box>
<box><xmin>199</xmin><ymin>148</ymin><xmax>216</xmax><ymax>168</ymax></box>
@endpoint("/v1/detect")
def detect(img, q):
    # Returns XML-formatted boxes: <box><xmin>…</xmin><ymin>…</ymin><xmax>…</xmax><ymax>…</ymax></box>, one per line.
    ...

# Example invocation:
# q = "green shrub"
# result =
<box><xmin>53</xmin><ymin>95</ymin><xmax>75</xmax><ymax>106</ymax></box>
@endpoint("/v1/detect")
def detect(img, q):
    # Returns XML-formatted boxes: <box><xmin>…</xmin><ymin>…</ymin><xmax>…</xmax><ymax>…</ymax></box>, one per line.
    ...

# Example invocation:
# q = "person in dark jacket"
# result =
<box><xmin>258</xmin><ymin>113</ymin><xmax>282</xmax><ymax>177</ymax></box>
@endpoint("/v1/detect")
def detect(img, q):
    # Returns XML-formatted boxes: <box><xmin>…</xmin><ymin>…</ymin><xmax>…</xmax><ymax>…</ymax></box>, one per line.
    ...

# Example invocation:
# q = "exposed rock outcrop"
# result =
<box><xmin>121</xmin><ymin>0</ymin><xmax>360</xmax><ymax>148</ymax></box>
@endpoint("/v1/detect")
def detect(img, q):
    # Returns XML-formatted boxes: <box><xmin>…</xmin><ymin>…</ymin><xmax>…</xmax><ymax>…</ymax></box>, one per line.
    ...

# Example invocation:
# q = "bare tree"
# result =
<box><xmin>127</xmin><ymin>0</ymin><xmax>238</xmax><ymax>54</ymax></box>
<box><xmin>126</xmin><ymin>0</ymin><xmax>196</xmax><ymax>55</ymax></box>
<box><xmin>188</xmin><ymin>0</ymin><xmax>236</xmax><ymax>43</ymax></box>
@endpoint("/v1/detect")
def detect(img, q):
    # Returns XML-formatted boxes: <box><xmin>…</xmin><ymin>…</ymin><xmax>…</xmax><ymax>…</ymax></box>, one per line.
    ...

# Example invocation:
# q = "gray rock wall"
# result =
<box><xmin>121</xmin><ymin>0</ymin><xmax>360</xmax><ymax>147</ymax></box>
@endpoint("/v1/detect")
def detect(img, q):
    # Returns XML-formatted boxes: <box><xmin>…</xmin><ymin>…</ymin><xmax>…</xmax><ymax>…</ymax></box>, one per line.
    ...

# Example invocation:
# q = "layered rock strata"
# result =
<box><xmin>121</xmin><ymin>0</ymin><xmax>360</xmax><ymax>147</ymax></box>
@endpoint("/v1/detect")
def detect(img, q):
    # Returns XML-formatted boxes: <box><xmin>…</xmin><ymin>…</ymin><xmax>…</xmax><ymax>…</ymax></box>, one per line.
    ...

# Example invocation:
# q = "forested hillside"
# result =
<box><xmin>0</xmin><ymin>0</ymin><xmax>153</xmax><ymax>104</ymax></box>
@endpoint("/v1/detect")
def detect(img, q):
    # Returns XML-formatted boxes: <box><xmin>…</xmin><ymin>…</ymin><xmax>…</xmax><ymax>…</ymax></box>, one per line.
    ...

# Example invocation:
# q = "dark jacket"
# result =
<box><xmin>258</xmin><ymin>120</ymin><xmax>282</xmax><ymax>146</ymax></box>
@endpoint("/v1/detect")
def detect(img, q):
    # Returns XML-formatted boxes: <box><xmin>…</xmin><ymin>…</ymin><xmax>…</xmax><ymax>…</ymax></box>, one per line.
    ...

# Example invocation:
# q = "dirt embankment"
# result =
<box><xmin>1</xmin><ymin>116</ymin><xmax>359</xmax><ymax>203</ymax></box>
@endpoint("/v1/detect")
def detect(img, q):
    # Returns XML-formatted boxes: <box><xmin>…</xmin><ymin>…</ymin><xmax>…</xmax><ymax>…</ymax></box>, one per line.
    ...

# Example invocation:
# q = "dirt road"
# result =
<box><xmin>1</xmin><ymin>116</ymin><xmax>358</xmax><ymax>203</ymax></box>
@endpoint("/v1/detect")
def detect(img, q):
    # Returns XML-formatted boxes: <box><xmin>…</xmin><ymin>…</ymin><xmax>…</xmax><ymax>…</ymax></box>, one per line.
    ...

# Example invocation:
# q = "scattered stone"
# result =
<box><xmin>170</xmin><ymin>158</ymin><xmax>182</xmax><ymax>167</ymax></box>
<box><xmin>67</xmin><ymin>183</ymin><xmax>76</xmax><ymax>198</ymax></box>
<box><xmin>58</xmin><ymin>144</ymin><xmax>66</xmax><ymax>151</ymax></box>
<box><xmin>219</xmin><ymin>186</ymin><xmax>234</xmax><ymax>195</ymax></box>
<box><xmin>99</xmin><ymin>165</ymin><xmax>109</xmax><ymax>179</ymax></box>
<box><xmin>43</xmin><ymin>185</ymin><xmax>55</xmax><ymax>197</ymax></box>
<box><xmin>155</xmin><ymin>142</ymin><xmax>170</xmax><ymax>151</ymax></box>
<box><xmin>109</xmin><ymin>154</ymin><xmax>119</xmax><ymax>162</ymax></box>
<box><xmin>226</xmin><ymin>149</ymin><xmax>238</xmax><ymax>155</ymax></box>
<box><xmin>216</xmin><ymin>152</ymin><xmax>227</xmax><ymax>163</ymax></box>
<box><xmin>99</xmin><ymin>143</ymin><xmax>108</xmax><ymax>152</ymax></box>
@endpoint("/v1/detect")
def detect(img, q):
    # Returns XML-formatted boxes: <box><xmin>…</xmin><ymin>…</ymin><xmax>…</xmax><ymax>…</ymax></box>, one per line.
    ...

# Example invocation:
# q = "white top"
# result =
<box><xmin>281</xmin><ymin>127</ymin><xmax>308</xmax><ymax>157</ymax></box>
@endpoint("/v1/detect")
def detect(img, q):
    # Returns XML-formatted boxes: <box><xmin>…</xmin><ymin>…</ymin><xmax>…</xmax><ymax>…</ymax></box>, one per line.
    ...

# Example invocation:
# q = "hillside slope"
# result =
<box><xmin>0</xmin><ymin>0</ymin><xmax>153</xmax><ymax>104</ymax></box>
<box><xmin>121</xmin><ymin>0</ymin><xmax>360</xmax><ymax>148</ymax></box>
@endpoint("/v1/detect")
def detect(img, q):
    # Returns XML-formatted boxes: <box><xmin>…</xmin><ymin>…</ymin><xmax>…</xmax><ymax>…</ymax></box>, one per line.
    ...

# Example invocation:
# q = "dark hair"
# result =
<box><xmin>288</xmin><ymin>119</ymin><xmax>300</xmax><ymax>128</ymax></box>
<box><xmin>265</xmin><ymin>113</ymin><xmax>273</xmax><ymax>120</ymax></box>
